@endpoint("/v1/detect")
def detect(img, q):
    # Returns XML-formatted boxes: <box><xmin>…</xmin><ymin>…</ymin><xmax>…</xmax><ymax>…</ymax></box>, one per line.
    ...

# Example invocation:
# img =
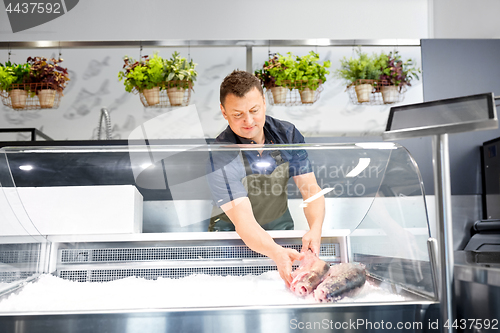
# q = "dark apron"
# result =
<box><xmin>209</xmin><ymin>151</ymin><xmax>293</xmax><ymax>231</ymax></box>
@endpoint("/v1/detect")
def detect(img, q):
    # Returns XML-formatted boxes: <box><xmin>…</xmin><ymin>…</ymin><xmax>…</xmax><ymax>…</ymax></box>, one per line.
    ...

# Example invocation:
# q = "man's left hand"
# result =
<box><xmin>301</xmin><ymin>228</ymin><xmax>322</xmax><ymax>255</ymax></box>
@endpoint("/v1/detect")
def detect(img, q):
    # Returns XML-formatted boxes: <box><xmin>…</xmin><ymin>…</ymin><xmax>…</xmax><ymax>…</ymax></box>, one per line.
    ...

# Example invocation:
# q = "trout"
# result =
<box><xmin>289</xmin><ymin>251</ymin><xmax>330</xmax><ymax>296</ymax></box>
<box><xmin>313</xmin><ymin>263</ymin><xmax>366</xmax><ymax>302</ymax></box>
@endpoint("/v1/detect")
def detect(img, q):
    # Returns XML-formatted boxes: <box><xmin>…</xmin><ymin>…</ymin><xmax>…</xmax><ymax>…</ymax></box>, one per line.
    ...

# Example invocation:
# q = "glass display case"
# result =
<box><xmin>0</xmin><ymin>142</ymin><xmax>438</xmax><ymax>332</ymax></box>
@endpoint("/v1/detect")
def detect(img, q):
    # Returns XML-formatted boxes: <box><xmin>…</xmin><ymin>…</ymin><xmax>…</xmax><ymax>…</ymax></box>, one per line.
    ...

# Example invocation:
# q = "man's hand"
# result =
<box><xmin>222</xmin><ymin>198</ymin><xmax>306</xmax><ymax>287</ymax></box>
<box><xmin>269</xmin><ymin>247</ymin><xmax>305</xmax><ymax>287</ymax></box>
<box><xmin>301</xmin><ymin>228</ymin><xmax>322</xmax><ymax>255</ymax></box>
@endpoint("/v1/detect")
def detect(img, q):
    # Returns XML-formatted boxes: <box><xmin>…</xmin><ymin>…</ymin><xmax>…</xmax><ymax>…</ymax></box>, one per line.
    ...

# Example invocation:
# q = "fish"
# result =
<box><xmin>313</xmin><ymin>263</ymin><xmax>366</xmax><ymax>303</ymax></box>
<box><xmin>83</xmin><ymin>57</ymin><xmax>110</xmax><ymax>80</ymax></box>
<box><xmin>64</xmin><ymin>80</ymin><xmax>110</xmax><ymax>119</ymax></box>
<box><xmin>198</xmin><ymin>58</ymin><xmax>232</xmax><ymax>86</ymax></box>
<box><xmin>289</xmin><ymin>251</ymin><xmax>330</xmax><ymax>296</ymax></box>
<box><xmin>3</xmin><ymin>105</ymin><xmax>41</xmax><ymax>125</ymax></box>
<box><xmin>107</xmin><ymin>92</ymin><xmax>132</xmax><ymax>112</ymax></box>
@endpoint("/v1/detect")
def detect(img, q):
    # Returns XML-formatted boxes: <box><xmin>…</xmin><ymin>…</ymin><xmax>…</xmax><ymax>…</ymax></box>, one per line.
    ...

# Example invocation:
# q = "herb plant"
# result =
<box><xmin>118</xmin><ymin>52</ymin><xmax>165</xmax><ymax>92</ymax></box>
<box><xmin>164</xmin><ymin>51</ymin><xmax>198</xmax><ymax>88</ymax></box>
<box><xmin>0</xmin><ymin>64</ymin><xmax>17</xmax><ymax>91</ymax></box>
<box><xmin>294</xmin><ymin>51</ymin><xmax>331</xmax><ymax>91</ymax></box>
<box><xmin>379</xmin><ymin>51</ymin><xmax>421</xmax><ymax>87</ymax></box>
<box><xmin>0</xmin><ymin>61</ymin><xmax>31</xmax><ymax>91</ymax></box>
<box><xmin>335</xmin><ymin>49</ymin><xmax>384</xmax><ymax>84</ymax></box>
<box><xmin>274</xmin><ymin>53</ymin><xmax>297</xmax><ymax>87</ymax></box>
<box><xmin>255</xmin><ymin>54</ymin><xmax>283</xmax><ymax>89</ymax></box>
<box><xmin>254</xmin><ymin>53</ymin><xmax>297</xmax><ymax>89</ymax></box>
<box><xmin>27</xmin><ymin>57</ymin><xmax>70</xmax><ymax>93</ymax></box>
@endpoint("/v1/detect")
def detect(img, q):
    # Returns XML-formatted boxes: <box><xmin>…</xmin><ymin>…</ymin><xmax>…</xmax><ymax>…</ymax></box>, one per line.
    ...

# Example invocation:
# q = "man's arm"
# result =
<box><xmin>293</xmin><ymin>172</ymin><xmax>325</xmax><ymax>254</ymax></box>
<box><xmin>221</xmin><ymin>197</ymin><xmax>304</xmax><ymax>287</ymax></box>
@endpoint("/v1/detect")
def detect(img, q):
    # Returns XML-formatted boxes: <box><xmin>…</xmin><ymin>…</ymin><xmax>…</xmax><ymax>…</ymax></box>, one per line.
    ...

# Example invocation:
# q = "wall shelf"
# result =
<box><xmin>0</xmin><ymin>39</ymin><xmax>421</xmax><ymax>74</ymax></box>
<box><xmin>0</xmin><ymin>39</ymin><xmax>421</xmax><ymax>49</ymax></box>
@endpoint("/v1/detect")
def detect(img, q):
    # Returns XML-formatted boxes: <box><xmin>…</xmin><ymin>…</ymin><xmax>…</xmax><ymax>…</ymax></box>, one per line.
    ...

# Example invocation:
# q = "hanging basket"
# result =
<box><xmin>265</xmin><ymin>80</ymin><xmax>323</xmax><ymax>106</ymax></box>
<box><xmin>0</xmin><ymin>83</ymin><xmax>62</xmax><ymax>110</ymax></box>
<box><xmin>137</xmin><ymin>80</ymin><xmax>193</xmax><ymax>108</ymax></box>
<box><xmin>346</xmin><ymin>79</ymin><xmax>407</xmax><ymax>105</ymax></box>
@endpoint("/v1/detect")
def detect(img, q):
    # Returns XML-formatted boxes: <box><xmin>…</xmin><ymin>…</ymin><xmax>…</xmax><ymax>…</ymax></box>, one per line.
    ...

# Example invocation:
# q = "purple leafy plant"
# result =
<box><xmin>27</xmin><ymin>57</ymin><xmax>70</xmax><ymax>93</ymax></box>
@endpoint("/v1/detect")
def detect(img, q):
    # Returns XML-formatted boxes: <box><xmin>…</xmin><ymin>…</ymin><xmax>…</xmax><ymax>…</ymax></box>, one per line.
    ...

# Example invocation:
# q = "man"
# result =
<box><xmin>207</xmin><ymin>70</ymin><xmax>325</xmax><ymax>286</ymax></box>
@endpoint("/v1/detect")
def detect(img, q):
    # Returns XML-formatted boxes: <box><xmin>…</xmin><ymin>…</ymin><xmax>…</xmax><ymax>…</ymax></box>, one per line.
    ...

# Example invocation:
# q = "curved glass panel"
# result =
<box><xmin>0</xmin><ymin>143</ymin><xmax>399</xmax><ymax>234</ymax></box>
<box><xmin>350</xmin><ymin>145</ymin><xmax>434</xmax><ymax>298</ymax></box>
<box><xmin>0</xmin><ymin>150</ymin><xmax>47</xmax><ymax>297</ymax></box>
<box><xmin>0</xmin><ymin>142</ymin><xmax>434</xmax><ymax>313</ymax></box>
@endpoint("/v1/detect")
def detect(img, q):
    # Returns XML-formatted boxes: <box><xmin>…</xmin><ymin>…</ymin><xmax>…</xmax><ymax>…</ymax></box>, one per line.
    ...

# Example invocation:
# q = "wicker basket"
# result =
<box><xmin>346</xmin><ymin>79</ymin><xmax>407</xmax><ymax>105</ymax></box>
<box><xmin>0</xmin><ymin>83</ymin><xmax>62</xmax><ymax>110</ymax></box>
<box><xmin>265</xmin><ymin>80</ymin><xmax>323</xmax><ymax>106</ymax></box>
<box><xmin>137</xmin><ymin>80</ymin><xmax>193</xmax><ymax>108</ymax></box>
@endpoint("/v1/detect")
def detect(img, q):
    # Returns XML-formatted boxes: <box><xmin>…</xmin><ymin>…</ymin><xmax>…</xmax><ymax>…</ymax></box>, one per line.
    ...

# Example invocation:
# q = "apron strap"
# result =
<box><xmin>270</xmin><ymin>150</ymin><xmax>285</xmax><ymax>165</ymax></box>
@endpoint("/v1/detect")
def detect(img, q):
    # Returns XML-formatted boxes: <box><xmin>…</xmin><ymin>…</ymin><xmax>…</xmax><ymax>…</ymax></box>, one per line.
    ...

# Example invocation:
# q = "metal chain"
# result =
<box><xmin>352</xmin><ymin>40</ymin><xmax>357</xmax><ymax>57</ymax></box>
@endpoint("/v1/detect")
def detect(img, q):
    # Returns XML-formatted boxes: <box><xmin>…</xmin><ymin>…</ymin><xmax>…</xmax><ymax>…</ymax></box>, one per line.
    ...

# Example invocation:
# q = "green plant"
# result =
<box><xmin>294</xmin><ymin>51</ymin><xmax>331</xmax><ymax>91</ymax></box>
<box><xmin>274</xmin><ymin>52</ymin><xmax>297</xmax><ymax>88</ymax></box>
<box><xmin>0</xmin><ymin>65</ymin><xmax>16</xmax><ymax>91</ymax></box>
<box><xmin>27</xmin><ymin>57</ymin><xmax>70</xmax><ymax>93</ymax></box>
<box><xmin>335</xmin><ymin>49</ymin><xmax>384</xmax><ymax>84</ymax></box>
<box><xmin>164</xmin><ymin>51</ymin><xmax>198</xmax><ymax>89</ymax></box>
<box><xmin>379</xmin><ymin>51</ymin><xmax>421</xmax><ymax>87</ymax></box>
<box><xmin>254</xmin><ymin>54</ymin><xmax>281</xmax><ymax>89</ymax></box>
<box><xmin>118</xmin><ymin>52</ymin><xmax>165</xmax><ymax>92</ymax></box>
<box><xmin>254</xmin><ymin>52</ymin><xmax>297</xmax><ymax>89</ymax></box>
<box><xmin>0</xmin><ymin>61</ymin><xmax>31</xmax><ymax>91</ymax></box>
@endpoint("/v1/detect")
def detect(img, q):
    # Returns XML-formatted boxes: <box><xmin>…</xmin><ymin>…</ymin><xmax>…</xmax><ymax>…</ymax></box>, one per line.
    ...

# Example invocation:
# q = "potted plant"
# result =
<box><xmin>118</xmin><ymin>52</ymin><xmax>165</xmax><ymax>106</ymax></box>
<box><xmin>0</xmin><ymin>61</ymin><xmax>31</xmax><ymax>109</ymax></box>
<box><xmin>254</xmin><ymin>53</ymin><xmax>296</xmax><ymax>104</ymax></box>
<box><xmin>335</xmin><ymin>49</ymin><xmax>383</xmax><ymax>103</ymax></box>
<box><xmin>164</xmin><ymin>51</ymin><xmax>198</xmax><ymax>106</ymax></box>
<box><xmin>294</xmin><ymin>51</ymin><xmax>330</xmax><ymax>104</ymax></box>
<box><xmin>27</xmin><ymin>57</ymin><xmax>69</xmax><ymax>108</ymax></box>
<box><xmin>379</xmin><ymin>51</ymin><xmax>421</xmax><ymax>104</ymax></box>
<box><xmin>255</xmin><ymin>54</ymin><xmax>285</xmax><ymax>103</ymax></box>
<box><xmin>0</xmin><ymin>64</ymin><xmax>16</xmax><ymax>92</ymax></box>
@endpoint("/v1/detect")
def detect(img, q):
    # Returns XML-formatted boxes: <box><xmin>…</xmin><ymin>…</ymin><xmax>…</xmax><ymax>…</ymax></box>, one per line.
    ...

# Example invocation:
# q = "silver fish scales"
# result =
<box><xmin>314</xmin><ymin>263</ymin><xmax>366</xmax><ymax>302</ymax></box>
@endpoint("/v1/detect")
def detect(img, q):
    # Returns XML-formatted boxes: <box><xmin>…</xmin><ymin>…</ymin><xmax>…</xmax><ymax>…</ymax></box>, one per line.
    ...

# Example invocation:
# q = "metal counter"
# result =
<box><xmin>0</xmin><ymin>232</ymin><xmax>438</xmax><ymax>333</ymax></box>
<box><xmin>454</xmin><ymin>251</ymin><xmax>500</xmax><ymax>333</ymax></box>
<box><xmin>0</xmin><ymin>301</ymin><xmax>438</xmax><ymax>333</ymax></box>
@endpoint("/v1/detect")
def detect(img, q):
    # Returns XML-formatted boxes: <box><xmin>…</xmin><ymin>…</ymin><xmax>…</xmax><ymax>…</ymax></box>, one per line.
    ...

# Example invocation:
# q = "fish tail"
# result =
<box><xmin>102</xmin><ymin>56</ymin><xmax>110</xmax><ymax>67</ymax></box>
<box><xmin>98</xmin><ymin>80</ymin><xmax>110</xmax><ymax>94</ymax></box>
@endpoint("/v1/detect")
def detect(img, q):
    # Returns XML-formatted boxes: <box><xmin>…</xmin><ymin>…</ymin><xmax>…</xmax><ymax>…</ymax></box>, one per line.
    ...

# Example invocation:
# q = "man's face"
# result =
<box><xmin>220</xmin><ymin>87</ymin><xmax>266</xmax><ymax>143</ymax></box>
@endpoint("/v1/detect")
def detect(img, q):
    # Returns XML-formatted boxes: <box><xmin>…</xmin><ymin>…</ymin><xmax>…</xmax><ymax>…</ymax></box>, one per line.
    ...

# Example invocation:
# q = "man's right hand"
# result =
<box><xmin>269</xmin><ymin>247</ymin><xmax>305</xmax><ymax>287</ymax></box>
<box><xmin>221</xmin><ymin>198</ymin><xmax>306</xmax><ymax>287</ymax></box>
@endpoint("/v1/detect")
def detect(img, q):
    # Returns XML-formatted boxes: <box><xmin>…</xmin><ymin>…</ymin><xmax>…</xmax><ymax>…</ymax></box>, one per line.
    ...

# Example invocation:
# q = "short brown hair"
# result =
<box><xmin>220</xmin><ymin>70</ymin><xmax>264</xmax><ymax>106</ymax></box>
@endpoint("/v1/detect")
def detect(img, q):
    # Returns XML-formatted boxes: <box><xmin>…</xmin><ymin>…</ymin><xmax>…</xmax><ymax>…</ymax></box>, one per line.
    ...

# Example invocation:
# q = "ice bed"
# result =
<box><xmin>0</xmin><ymin>142</ymin><xmax>438</xmax><ymax>332</ymax></box>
